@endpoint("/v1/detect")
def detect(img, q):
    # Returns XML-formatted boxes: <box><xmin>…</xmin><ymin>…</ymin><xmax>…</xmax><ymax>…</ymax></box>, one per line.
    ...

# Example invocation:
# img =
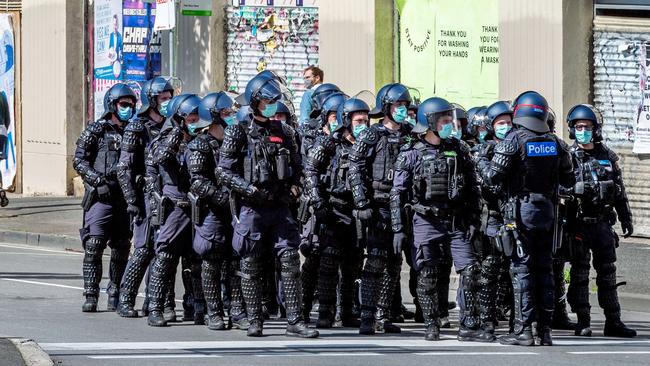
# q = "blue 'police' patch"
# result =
<box><xmin>526</xmin><ymin>141</ymin><xmax>557</xmax><ymax>157</ymax></box>
<box><xmin>598</xmin><ymin>159</ymin><xmax>611</xmax><ymax>166</ymax></box>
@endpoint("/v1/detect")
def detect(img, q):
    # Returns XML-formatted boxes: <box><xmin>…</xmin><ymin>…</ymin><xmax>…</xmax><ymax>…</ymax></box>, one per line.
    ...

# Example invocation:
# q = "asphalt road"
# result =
<box><xmin>1</xmin><ymin>242</ymin><xmax>649</xmax><ymax>366</ymax></box>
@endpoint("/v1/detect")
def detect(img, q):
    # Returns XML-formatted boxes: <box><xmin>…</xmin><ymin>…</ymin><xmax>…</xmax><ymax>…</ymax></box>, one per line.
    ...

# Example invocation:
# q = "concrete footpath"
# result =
<box><xmin>0</xmin><ymin>338</ymin><xmax>53</xmax><ymax>366</ymax></box>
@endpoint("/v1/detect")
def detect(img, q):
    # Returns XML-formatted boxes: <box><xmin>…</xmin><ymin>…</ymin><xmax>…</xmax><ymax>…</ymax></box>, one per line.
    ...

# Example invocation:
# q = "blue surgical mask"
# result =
<box><xmin>405</xmin><ymin>116</ymin><xmax>416</xmax><ymax>127</ymax></box>
<box><xmin>158</xmin><ymin>100</ymin><xmax>171</xmax><ymax>117</ymax></box>
<box><xmin>117</xmin><ymin>106</ymin><xmax>133</xmax><ymax>122</ymax></box>
<box><xmin>451</xmin><ymin>128</ymin><xmax>462</xmax><ymax>140</ymax></box>
<box><xmin>575</xmin><ymin>129</ymin><xmax>593</xmax><ymax>144</ymax></box>
<box><xmin>329</xmin><ymin>120</ymin><xmax>339</xmax><ymax>132</ymax></box>
<box><xmin>478</xmin><ymin>130</ymin><xmax>488</xmax><ymax>142</ymax></box>
<box><xmin>223</xmin><ymin>115</ymin><xmax>237</xmax><ymax>126</ymax></box>
<box><xmin>438</xmin><ymin>123</ymin><xmax>454</xmax><ymax>139</ymax></box>
<box><xmin>261</xmin><ymin>102</ymin><xmax>278</xmax><ymax>118</ymax></box>
<box><xmin>495</xmin><ymin>124</ymin><xmax>512</xmax><ymax>140</ymax></box>
<box><xmin>392</xmin><ymin>105</ymin><xmax>408</xmax><ymax>123</ymax></box>
<box><xmin>352</xmin><ymin>124</ymin><xmax>368</xmax><ymax>139</ymax></box>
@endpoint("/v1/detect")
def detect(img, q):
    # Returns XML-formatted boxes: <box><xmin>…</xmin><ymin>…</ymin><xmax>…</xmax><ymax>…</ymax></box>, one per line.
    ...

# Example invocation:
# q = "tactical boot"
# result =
<box><xmin>207</xmin><ymin>313</ymin><xmax>226</xmax><ymax>330</ymax></box>
<box><xmin>424</xmin><ymin>323</ymin><xmax>441</xmax><ymax>341</ymax></box>
<box><xmin>376</xmin><ymin>309</ymin><xmax>401</xmax><ymax>333</ymax></box>
<box><xmin>478</xmin><ymin>323</ymin><xmax>497</xmax><ymax>342</ymax></box>
<box><xmin>458</xmin><ymin>325</ymin><xmax>490</xmax><ymax>342</ymax></box>
<box><xmin>82</xmin><ymin>295</ymin><xmax>98</xmax><ymax>313</ymax></box>
<box><xmin>499</xmin><ymin>327</ymin><xmax>535</xmax><ymax>346</ymax></box>
<box><xmin>117</xmin><ymin>292</ymin><xmax>138</xmax><ymax>318</ymax></box>
<box><xmin>552</xmin><ymin>301</ymin><xmax>576</xmax><ymax>330</ymax></box>
<box><xmin>537</xmin><ymin>326</ymin><xmax>553</xmax><ymax>346</ymax></box>
<box><xmin>280</xmin><ymin>250</ymin><xmax>319</xmax><ymax>339</ymax></box>
<box><xmin>147</xmin><ymin>253</ymin><xmax>174</xmax><ymax>327</ymax></box>
<box><xmin>287</xmin><ymin>321</ymin><xmax>320</xmax><ymax>338</ymax></box>
<box><xmin>359</xmin><ymin>314</ymin><xmax>376</xmax><ymax>335</ymax></box>
<box><xmin>231</xmin><ymin>315</ymin><xmax>251</xmax><ymax>330</ymax></box>
<box><xmin>247</xmin><ymin>319</ymin><xmax>264</xmax><ymax>337</ymax></box>
<box><xmin>82</xmin><ymin>237</ymin><xmax>104</xmax><ymax>313</ymax></box>
<box><xmin>604</xmin><ymin>316</ymin><xmax>636</xmax><ymax>338</ymax></box>
<box><xmin>575</xmin><ymin>310</ymin><xmax>592</xmax><ymax>337</ymax></box>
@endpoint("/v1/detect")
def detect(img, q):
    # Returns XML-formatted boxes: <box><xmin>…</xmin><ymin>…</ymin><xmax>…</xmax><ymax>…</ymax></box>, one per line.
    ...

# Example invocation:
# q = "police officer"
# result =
<box><xmin>297</xmin><ymin>85</ymin><xmax>343</xmax><ymax>322</ymax></box>
<box><xmin>481</xmin><ymin>91</ymin><xmax>575</xmax><ymax>346</ymax></box>
<box><xmin>74</xmin><ymin>83</ymin><xmax>137</xmax><ymax>312</ymax></box>
<box><xmin>545</xmin><ymin>108</ymin><xmax>578</xmax><ymax>331</ymax></box>
<box><xmin>474</xmin><ymin>100</ymin><xmax>513</xmax><ymax>338</ymax></box>
<box><xmin>116</xmin><ymin>76</ymin><xmax>174</xmax><ymax>318</ymax></box>
<box><xmin>216</xmin><ymin>73</ymin><xmax>318</xmax><ymax>338</ymax></box>
<box><xmin>565</xmin><ymin>104</ymin><xmax>636</xmax><ymax>338</ymax></box>
<box><xmin>390</xmin><ymin>97</ymin><xmax>487</xmax><ymax>341</ymax></box>
<box><xmin>349</xmin><ymin>83</ymin><xmax>413</xmax><ymax>335</ymax></box>
<box><xmin>146</xmin><ymin>94</ymin><xmax>204</xmax><ymax>327</ymax></box>
<box><xmin>303</xmin><ymin>94</ymin><xmax>372</xmax><ymax>328</ymax></box>
<box><xmin>187</xmin><ymin>91</ymin><xmax>251</xmax><ymax>331</ymax></box>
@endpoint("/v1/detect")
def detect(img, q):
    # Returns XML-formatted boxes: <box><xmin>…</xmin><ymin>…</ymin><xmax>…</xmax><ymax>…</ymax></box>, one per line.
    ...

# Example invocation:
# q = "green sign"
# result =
<box><xmin>181</xmin><ymin>0</ymin><xmax>212</xmax><ymax>16</ymax></box>
<box><xmin>398</xmin><ymin>0</ymin><xmax>499</xmax><ymax>108</ymax></box>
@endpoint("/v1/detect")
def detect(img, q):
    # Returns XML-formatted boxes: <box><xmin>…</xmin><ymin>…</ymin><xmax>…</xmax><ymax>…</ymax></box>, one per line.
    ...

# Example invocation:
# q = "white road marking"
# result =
<box><xmin>40</xmin><ymin>339</ymin><xmax>508</xmax><ymax>351</ymax></box>
<box><xmin>256</xmin><ymin>353</ymin><xmax>382</xmax><ymax>357</ymax></box>
<box><xmin>415</xmin><ymin>352</ymin><xmax>539</xmax><ymax>356</ymax></box>
<box><xmin>0</xmin><ymin>243</ymin><xmax>81</xmax><ymax>255</ymax></box>
<box><xmin>0</xmin><ymin>252</ymin><xmax>80</xmax><ymax>257</ymax></box>
<box><xmin>568</xmin><ymin>351</ymin><xmax>650</xmax><ymax>355</ymax></box>
<box><xmin>0</xmin><ymin>278</ymin><xmax>184</xmax><ymax>304</ymax></box>
<box><xmin>40</xmin><ymin>338</ymin><xmax>650</xmax><ymax>352</ymax></box>
<box><xmin>1</xmin><ymin>278</ymin><xmax>84</xmax><ymax>291</ymax></box>
<box><xmin>89</xmin><ymin>354</ymin><xmax>222</xmax><ymax>359</ymax></box>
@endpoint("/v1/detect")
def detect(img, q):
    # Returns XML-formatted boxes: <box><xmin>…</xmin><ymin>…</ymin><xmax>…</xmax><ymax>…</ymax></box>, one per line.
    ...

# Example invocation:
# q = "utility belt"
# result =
<box><xmin>410</xmin><ymin>203</ymin><xmax>457</xmax><ymax>219</ymax></box>
<box><xmin>80</xmin><ymin>180</ymin><xmax>122</xmax><ymax>211</ymax></box>
<box><xmin>578</xmin><ymin>210</ymin><xmax>615</xmax><ymax>225</ymax></box>
<box><xmin>149</xmin><ymin>190</ymin><xmax>190</xmax><ymax>226</ymax></box>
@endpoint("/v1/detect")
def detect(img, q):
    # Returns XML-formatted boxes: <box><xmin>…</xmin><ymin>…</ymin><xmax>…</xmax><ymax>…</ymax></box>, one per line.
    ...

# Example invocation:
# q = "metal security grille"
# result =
<box><xmin>225</xmin><ymin>5</ymin><xmax>319</xmax><ymax>118</ymax></box>
<box><xmin>0</xmin><ymin>0</ymin><xmax>21</xmax><ymax>12</ymax></box>
<box><xmin>593</xmin><ymin>15</ymin><xmax>650</xmax><ymax>236</ymax></box>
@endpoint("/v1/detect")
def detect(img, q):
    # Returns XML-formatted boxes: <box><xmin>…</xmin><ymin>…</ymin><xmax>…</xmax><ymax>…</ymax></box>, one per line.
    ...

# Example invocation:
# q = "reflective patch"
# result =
<box><xmin>526</xmin><ymin>141</ymin><xmax>557</xmax><ymax>157</ymax></box>
<box><xmin>443</xmin><ymin>151</ymin><xmax>457</xmax><ymax>157</ymax></box>
<box><xmin>598</xmin><ymin>159</ymin><xmax>611</xmax><ymax>166</ymax></box>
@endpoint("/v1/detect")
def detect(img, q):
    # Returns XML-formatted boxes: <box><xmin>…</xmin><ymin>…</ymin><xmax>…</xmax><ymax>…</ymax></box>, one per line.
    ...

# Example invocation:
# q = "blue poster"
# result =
<box><xmin>122</xmin><ymin>0</ymin><xmax>161</xmax><ymax>81</ymax></box>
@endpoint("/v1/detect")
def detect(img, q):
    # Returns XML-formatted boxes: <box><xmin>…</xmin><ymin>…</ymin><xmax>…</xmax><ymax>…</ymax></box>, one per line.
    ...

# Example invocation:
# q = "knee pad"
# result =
<box><xmin>84</xmin><ymin>237</ymin><xmax>106</xmax><ymax>260</ymax></box>
<box><xmin>280</xmin><ymin>249</ymin><xmax>301</xmax><ymax>277</ymax></box>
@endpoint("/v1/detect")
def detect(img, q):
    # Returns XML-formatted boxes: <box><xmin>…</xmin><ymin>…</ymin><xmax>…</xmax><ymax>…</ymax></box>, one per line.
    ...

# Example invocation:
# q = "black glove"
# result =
<box><xmin>621</xmin><ymin>221</ymin><xmax>633</xmax><ymax>238</ymax></box>
<box><xmin>247</xmin><ymin>186</ymin><xmax>269</xmax><ymax>202</ymax></box>
<box><xmin>353</xmin><ymin>208</ymin><xmax>373</xmax><ymax>222</ymax></box>
<box><xmin>393</xmin><ymin>232</ymin><xmax>407</xmax><ymax>255</ymax></box>
<box><xmin>126</xmin><ymin>204</ymin><xmax>142</xmax><ymax>225</ymax></box>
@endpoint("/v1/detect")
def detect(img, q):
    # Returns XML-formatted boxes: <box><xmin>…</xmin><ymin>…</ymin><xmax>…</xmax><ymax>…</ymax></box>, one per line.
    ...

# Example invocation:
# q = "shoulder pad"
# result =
<box><xmin>600</xmin><ymin>143</ymin><xmax>619</xmax><ymax>163</ymax></box>
<box><xmin>224</xmin><ymin>123</ymin><xmax>246</xmax><ymax>141</ymax></box>
<box><xmin>87</xmin><ymin>121</ymin><xmax>104</xmax><ymax>135</ymax></box>
<box><xmin>357</xmin><ymin>127</ymin><xmax>380</xmax><ymax>145</ymax></box>
<box><xmin>125</xmin><ymin>120</ymin><xmax>146</xmax><ymax>133</ymax></box>
<box><xmin>494</xmin><ymin>139</ymin><xmax>518</xmax><ymax>156</ymax></box>
<box><xmin>188</xmin><ymin>134</ymin><xmax>211</xmax><ymax>153</ymax></box>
